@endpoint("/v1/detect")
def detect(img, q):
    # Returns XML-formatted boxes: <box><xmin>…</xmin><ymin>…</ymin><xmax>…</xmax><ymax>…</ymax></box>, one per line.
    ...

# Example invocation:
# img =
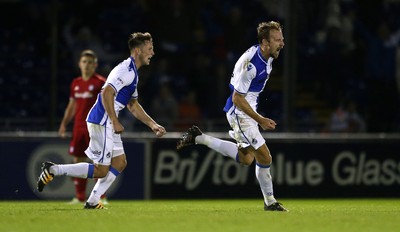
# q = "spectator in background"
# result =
<box><xmin>223</xmin><ymin>5</ymin><xmax>248</xmax><ymax>62</ymax></box>
<box><xmin>176</xmin><ymin>90</ymin><xmax>201</xmax><ymax>130</ymax></box>
<box><xmin>347</xmin><ymin>100</ymin><xmax>366</xmax><ymax>132</ymax></box>
<box><xmin>324</xmin><ymin>103</ymin><xmax>350</xmax><ymax>133</ymax></box>
<box><xmin>323</xmin><ymin>101</ymin><xmax>366</xmax><ymax>133</ymax></box>
<box><xmin>354</xmin><ymin>14</ymin><xmax>400</xmax><ymax>132</ymax></box>
<box><xmin>58</xmin><ymin>50</ymin><xmax>108</xmax><ymax>204</ymax></box>
<box><xmin>63</xmin><ymin>19</ymin><xmax>123</xmax><ymax>71</ymax></box>
<box><xmin>151</xmin><ymin>83</ymin><xmax>178</xmax><ymax>130</ymax></box>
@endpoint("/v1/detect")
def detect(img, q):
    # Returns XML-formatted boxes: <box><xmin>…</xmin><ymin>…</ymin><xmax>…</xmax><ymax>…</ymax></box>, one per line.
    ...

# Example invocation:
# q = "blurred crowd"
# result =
<box><xmin>296</xmin><ymin>0</ymin><xmax>400</xmax><ymax>132</ymax></box>
<box><xmin>1</xmin><ymin>0</ymin><xmax>399</xmax><ymax>132</ymax></box>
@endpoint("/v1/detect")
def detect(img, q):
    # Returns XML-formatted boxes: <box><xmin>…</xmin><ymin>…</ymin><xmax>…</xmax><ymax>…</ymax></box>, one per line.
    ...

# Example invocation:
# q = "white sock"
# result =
<box><xmin>195</xmin><ymin>134</ymin><xmax>238</xmax><ymax>160</ymax></box>
<box><xmin>50</xmin><ymin>163</ymin><xmax>91</xmax><ymax>178</ymax></box>
<box><xmin>87</xmin><ymin>168</ymin><xmax>119</xmax><ymax>205</ymax></box>
<box><xmin>255</xmin><ymin>163</ymin><xmax>277</xmax><ymax>206</ymax></box>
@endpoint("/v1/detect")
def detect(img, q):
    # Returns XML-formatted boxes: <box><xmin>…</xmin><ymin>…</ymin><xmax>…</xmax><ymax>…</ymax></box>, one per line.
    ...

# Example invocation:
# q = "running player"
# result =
<box><xmin>177</xmin><ymin>21</ymin><xmax>288</xmax><ymax>211</ymax></box>
<box><xmin>39</xmin><ymin>32</ymin><xmax>166</xmax><ymax>209</ymax></box>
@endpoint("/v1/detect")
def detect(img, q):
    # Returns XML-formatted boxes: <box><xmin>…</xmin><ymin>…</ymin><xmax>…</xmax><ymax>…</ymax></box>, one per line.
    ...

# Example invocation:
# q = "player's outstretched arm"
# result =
<box><xmin>127</xmin><ymin>98</ymin><xmax>166</xmax><ymax>137</ymax></box>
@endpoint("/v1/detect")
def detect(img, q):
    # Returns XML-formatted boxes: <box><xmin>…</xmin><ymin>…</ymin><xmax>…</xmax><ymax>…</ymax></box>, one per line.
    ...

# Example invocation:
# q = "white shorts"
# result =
<box><xmin>226</xmin><ymin>112</ymin><xmax>265</xmax><ymax>150</ymax></box>
<box><xmin>84</xmin><ymin>121</ymin><xmax>125</xmax><ymax>165</ymax></box>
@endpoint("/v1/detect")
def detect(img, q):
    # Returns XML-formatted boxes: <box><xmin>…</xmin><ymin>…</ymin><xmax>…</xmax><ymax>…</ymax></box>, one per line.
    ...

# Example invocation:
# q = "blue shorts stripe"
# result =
<box><xmin>99</xmin><ymin>124</ymin><xmax>107</xmax><ymax>163</ymax></box>
<box><xmin>235</xmin><ymin>114</ymin><xmax>251</xmax><ymax>145</ymax></box>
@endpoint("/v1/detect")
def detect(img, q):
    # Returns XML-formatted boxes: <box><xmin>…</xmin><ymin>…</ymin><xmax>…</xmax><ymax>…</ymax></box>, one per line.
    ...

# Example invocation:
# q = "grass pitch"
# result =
<box><xmin>0</xmin><ymin>199</ymin><xmax>398</xmax><ymax>232</ymax></box>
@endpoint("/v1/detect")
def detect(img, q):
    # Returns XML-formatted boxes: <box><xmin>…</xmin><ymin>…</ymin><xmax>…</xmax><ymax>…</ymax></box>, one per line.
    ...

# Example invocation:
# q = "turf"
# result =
<box><xmin>0</xmin><ymin>199</ymin><xmax>398</xmax><ymax>232</ymax></box>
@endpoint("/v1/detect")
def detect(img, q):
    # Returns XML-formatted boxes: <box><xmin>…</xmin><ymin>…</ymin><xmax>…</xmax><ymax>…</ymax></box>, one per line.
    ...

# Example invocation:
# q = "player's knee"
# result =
<box><xmin>237</xmin><ymin>150</ymin><xmax>255</xmax><ymax>166</ymax></box>
<box><xmin>261</xmin><ymin>156</ymin><xmax>272</xmax><ymax>166</ymax></box>
<box><xmin>120</xmin><ymin>159</ymin><xmax>127</xmax><ymax>171</ymax></box>
<box><xmin>265</xmin><ymin>155</ymin><xmax>272</xmax><ymax>165</ymax></box>
<box><xmin>112</xmin><ymin>158</ymin><xmax>127</xmax><ymax>172</ymax></box>
<box><xmin>240</xmin><ymin>156</ymin><xmax>254</xmax><ymax>166</ymax></box>
<box><xmin>254</xmin><ymin>153</ymin><xmax>272</xmax><ymax>166</ymax></box>
<box><xmin>94</xmin><ymin>166</ymin><xmax>109</xmax><ymax>178</ymax></box>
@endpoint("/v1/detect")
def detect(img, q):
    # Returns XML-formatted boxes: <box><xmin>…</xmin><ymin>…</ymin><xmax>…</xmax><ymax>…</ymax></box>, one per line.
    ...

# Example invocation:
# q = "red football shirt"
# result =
<box><xmin>70</xmin><ymin>73</ymin><xmax>106</xmax><ymax>129</ymax></box>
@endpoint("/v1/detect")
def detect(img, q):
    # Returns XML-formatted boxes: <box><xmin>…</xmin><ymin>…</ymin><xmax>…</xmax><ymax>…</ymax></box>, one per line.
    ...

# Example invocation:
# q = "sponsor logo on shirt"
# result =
<box><xmin>75</xmin><ymin>91</ymin><xmax>94</xmax><ymax>99</ymax></box>
<box><xmin>243</xmin><ymin>59</ymin><xmax>254</xmax><ymax>71</ymax></box>
<box><xmin>247</xmin><ymin>63</ymin><xmax>254</xmax><ymax>71</ymax></box>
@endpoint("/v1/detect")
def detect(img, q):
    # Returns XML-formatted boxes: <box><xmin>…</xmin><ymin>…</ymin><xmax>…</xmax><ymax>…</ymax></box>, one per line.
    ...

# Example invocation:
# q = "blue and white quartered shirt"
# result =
<box><xmin>223</xmin><ymin>45</ymin><xmax>273</xmax><ymax>117</ymax></box>
<box><xmin>86</xmin><ymin>56</ymin><xmax>139</xmax><ymax>126</ymax></box>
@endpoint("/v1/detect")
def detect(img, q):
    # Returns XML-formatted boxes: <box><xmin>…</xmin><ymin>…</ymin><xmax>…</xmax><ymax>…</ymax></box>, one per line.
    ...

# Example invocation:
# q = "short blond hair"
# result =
<box><xmin>257</xmin><ymin>21</ymin><xmax>283</xmax><ymax>43</ymax></box>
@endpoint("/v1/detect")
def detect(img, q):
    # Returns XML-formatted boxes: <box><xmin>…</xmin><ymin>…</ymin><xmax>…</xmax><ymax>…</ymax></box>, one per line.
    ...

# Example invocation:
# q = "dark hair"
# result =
<box><xmin>80</xmin><ymin>49</ymin><xmax>98</xmax><ymax>63</ymax></box>
<box><xmin>128</xmin><ymin>32</ymin><xmax>153</xmax><ymax>51</ymax></box>
<box><xmin>257</xmin><ymin>21</ymin><xmax>283</xmax><ymax>44</ymax></box>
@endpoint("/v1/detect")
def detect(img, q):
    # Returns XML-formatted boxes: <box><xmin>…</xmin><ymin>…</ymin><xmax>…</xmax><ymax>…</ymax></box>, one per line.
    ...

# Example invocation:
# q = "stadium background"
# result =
<box><xmin>0</xmin><ymin>0</ymin><xmax>399</xmax><ymax>200</ymax></box>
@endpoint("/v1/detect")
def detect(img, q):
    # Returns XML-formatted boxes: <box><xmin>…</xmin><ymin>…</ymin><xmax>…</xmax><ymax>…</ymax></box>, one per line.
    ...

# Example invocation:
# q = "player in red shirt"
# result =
<box><xmin>58</xmin><ymin>50</ymin><xmax>107</xmax><ymax>204</ymax></box>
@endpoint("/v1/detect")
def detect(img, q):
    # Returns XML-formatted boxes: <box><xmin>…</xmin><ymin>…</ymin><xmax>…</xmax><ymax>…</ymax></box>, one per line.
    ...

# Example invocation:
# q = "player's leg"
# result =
<box><xmin>85</xmin><ymin>154</ymin><xmax>126</xmax><ymax>208</ymax></box>
<box><xmin>177</xmin><ymin>125</ymin><xmax>251</xmax><ymax>163</ymax></box>
<box><xmin>69</xmin><ymin>128</ymin><xmax>90</xmax><ymax>203</ymax></box>
<box><xmin>37</xmin><ymin>123</ymin><xmax>110</xmax><ymax>192</ymax></box>
<box><xmin>177</xmin><ymin>111</ymin><xmax>257</xmax><ymax>166</ymax></box>
<box><xmin>232</xmin><ymin>115</ymin><xmax>287</xmax><ymax>211</ymax></box>
<box><xmin>73</xmin><ymin>128</ymin><xmax>109</xmax><ymax>204</ymax></box>
<box><xmin>253</xmin><ymin>144</ymin><xmax>288</xmax><ymax>212</ymax></box>
<box><xmin>251</xmin><ymin>144</ymin><xmax>275</xmax><ymax>204</ymax></box>
<box><xmin>68</xmin><ymin>156</ymin><xmax>88</xmax><ymax>203</ymax></box>
<box><xmin>85</xmin><ymin>128</ymin><xmax>126</xmax><ymax>209</ymax></box>
<box><xmin>37</xmin><ymin>158</ymin><xmax>111</xmax><ymax>191</ymax></box>
<box><xmin>36</xmin><ymin>161</ymin><xmax>100</xmax><ymax>192</ymax></box>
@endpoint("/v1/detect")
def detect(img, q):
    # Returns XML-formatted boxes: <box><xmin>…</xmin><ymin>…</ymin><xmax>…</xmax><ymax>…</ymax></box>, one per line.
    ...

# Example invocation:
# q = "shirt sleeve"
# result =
<box><xmin>232</xmin><ymin>60</ymin><xmax>257</xmax><ymax>94</ymax></box>
<box><xmin>107</xmin><ymin>69</ymin><xmax>135</xmax><ymax>94</ymax></box>
<box><xmin>69</xmin><ymin>79</ymin><xmax>76</xmax><ymax>99</ymax></box>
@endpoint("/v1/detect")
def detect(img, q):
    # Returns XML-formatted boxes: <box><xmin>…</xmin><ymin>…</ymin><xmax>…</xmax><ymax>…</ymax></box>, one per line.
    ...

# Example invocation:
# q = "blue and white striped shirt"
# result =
<box><xmin>223</xmin><ymin>45</ymin><xmax>273</xmax><ymax>116</ymax></box>
<box><xmin>86</xmin><ymin>56</ymin><xmax>139</xmax><ymax>125</ymax></box>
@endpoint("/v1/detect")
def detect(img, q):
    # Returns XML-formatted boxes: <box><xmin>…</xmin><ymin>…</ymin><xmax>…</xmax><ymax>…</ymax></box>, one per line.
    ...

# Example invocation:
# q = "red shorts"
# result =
<box><xmin>69</xmin><ymin>127</ymin><xmax>90</xmax><ymax>157</ymax></box>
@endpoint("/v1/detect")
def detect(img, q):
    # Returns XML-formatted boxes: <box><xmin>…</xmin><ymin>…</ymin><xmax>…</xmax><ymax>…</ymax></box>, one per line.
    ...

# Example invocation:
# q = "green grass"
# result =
<box><xmin>0</xmin><ymin>199</ymin><xmax>399</xmax><ymax>232</ymax></box>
